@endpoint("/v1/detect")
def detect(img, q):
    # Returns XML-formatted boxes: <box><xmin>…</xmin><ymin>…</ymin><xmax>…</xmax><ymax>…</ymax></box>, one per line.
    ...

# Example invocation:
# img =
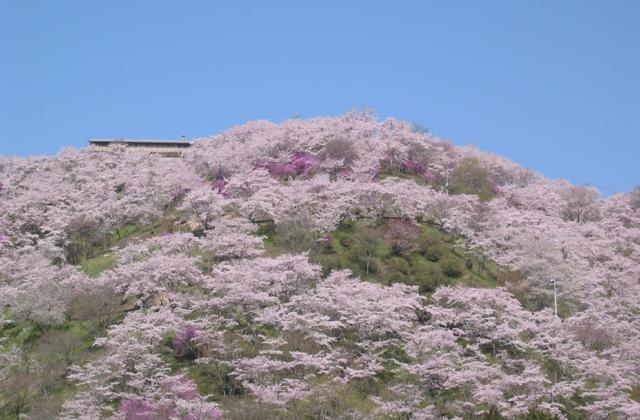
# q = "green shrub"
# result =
<box><xmin>68</xmin><ymin>286</ymin><xmax>123</xmax><ymax>332</ymax></box>
<box><xmin>311</xmin><ymin>254</ymin><xmax>351</xmax><ymax>276</ymax></box>
<box><xmin>78</xmin><ymin>253</ymin><xmax>117</xmax><ymax>277</ymax></box>
<box><xmin>345</xmin><ymin>222</ymin><xmax>389</xmax><ymax>276</ymax></box>
<box><xmin>383</xmin><ymin>256</ymin><xmax>411</xmax><ymax>284</ymax></box>
<box><xmin>411</xmin><ymin>260</ymin><xmax>449</xmax><ymax>293</ymax></box>
<box><xmin>542</xmin><ymin>358</ymin><xmax>570</xmax><ymax>383</ymax></box>
<box><xmin>274</xmin><ymin>219</ymin><xmax>316</xmax><ymax>254</ymax></box>
<box><xmin>64</xmin><ymin>217</ymin><xmax>110</xmax><ymax>264</ymax></box>
<box><xmin>439</xmin><ymin>255</ymin><xmax>463</xmax><ymax>278</ymax></box>
<box><xmin>450</xmin><ymin>157</ymin><xmax>496</xmax><ymax>201</ymax></box>
<box><xmin>418</xmin><ymin>229</ymin><xmax>448</xmax><ymax>261</ymax></box>
<box><xmin>189</xmin><ymin>364</ymin><xmax>245</xmax><ymax>399</ymax></box>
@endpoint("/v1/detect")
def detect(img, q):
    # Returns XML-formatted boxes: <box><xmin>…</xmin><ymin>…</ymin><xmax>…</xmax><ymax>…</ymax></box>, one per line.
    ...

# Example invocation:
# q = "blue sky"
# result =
<box><xmin>1</xmin><ymin>1</ymin><xmax>638</xmax><ymax>195</ymax></box>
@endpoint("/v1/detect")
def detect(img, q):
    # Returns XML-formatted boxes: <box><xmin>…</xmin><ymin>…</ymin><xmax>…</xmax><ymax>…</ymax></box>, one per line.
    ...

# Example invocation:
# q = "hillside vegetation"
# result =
<box><xmin>1</xmin><ymin>112</ymin><xmax>640</xmax><ymax>419</ymax></box>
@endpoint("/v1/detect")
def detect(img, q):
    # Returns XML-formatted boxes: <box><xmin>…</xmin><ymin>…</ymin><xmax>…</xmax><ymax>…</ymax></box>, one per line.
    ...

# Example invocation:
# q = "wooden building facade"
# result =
<box><xmin>88</xmin><ymin>138</ymin><xmax>192</xmax><ymax>156</ymax></box>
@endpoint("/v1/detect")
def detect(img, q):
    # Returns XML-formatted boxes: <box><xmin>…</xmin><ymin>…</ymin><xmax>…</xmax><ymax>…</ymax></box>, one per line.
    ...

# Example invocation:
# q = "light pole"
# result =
<box><xmin>550</xmin><ymin>278</ymin><xmax>558</xmax><ymax>317</ymax></box>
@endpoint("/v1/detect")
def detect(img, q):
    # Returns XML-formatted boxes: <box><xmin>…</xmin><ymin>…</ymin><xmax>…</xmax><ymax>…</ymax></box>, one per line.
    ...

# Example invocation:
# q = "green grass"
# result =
<box><xmin>111</xmin><ymin>218</ymin><xmax>166</xmax><ymax>246</ymax></box>
<box><xmin>79</xmin><ymin>253</ymin><xmax>117</xmax><ymax>277</ymax></box>
<box><xmin>0</xmin><ymin>320</ymin><xmax>43</xmax><ymax>348</ymax></box>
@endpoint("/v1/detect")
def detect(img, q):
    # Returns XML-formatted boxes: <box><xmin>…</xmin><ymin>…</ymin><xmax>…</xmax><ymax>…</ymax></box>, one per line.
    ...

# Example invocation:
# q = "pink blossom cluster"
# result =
<box><xmin>253</xmin><ymin>151</ymin><xmax>321</xmax><ymax>179</ymax></box>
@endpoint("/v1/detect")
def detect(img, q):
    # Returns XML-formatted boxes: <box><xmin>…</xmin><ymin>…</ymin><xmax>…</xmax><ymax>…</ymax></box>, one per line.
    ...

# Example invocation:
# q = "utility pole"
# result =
<box><xmin>441</xmin><ymin>166</ymin><xmax>451</xmax><ymax>195</ymax></box>
<box><xmin>550</xmin><ymin>278</ymin><xmax>558</xmax><ymax>317</ymax></box>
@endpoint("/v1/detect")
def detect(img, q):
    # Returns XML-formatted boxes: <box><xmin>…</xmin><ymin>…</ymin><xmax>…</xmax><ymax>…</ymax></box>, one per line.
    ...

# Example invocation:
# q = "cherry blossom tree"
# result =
<box><xmin>560</xmin><ymin>184</ymin><xmax>601</xmax><ymax>223</ymax></box>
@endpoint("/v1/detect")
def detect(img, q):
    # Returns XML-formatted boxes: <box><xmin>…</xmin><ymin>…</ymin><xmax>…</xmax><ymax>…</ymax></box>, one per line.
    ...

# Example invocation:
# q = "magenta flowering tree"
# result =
<box><xmin>173</xmin><ymin>325</ymin><xmax>199</xmax><ymax>359</ymax></box>
<box><xmin>117</xmin><ymin>373</ymin><xmax>223</xmax><ymax>420</ymax></box>
<box><xmin>252</xmin><ymin>151</ymin><xmax>321</xmax><ymax>180</ymax></box>
<box><xmin>119</xmin><ymin>398</ymin><xmax>155</xmax><ymax>420</ymax></box>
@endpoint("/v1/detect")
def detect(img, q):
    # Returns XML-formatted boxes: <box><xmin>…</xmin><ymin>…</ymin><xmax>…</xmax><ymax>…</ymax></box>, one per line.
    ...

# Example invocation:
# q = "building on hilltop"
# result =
<box><xmin>88</xmin><ymin>138</ymin><xmax>192</xmax><ymax>156</ymax></box>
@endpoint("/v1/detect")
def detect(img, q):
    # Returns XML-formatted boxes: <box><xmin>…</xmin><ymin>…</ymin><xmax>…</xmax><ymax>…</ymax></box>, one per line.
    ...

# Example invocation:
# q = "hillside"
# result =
<box><xmin>1</xmin><ymin>112</ymin><xmax>640</xmax><ymax>419</ymax></box>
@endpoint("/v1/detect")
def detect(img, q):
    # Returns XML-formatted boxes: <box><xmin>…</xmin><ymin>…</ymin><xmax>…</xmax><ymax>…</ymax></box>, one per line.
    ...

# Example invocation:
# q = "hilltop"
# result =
<box><xmin>1</xmin><ymin>112</ymin><xmax>640</xmax><ymax>419</ymax></box>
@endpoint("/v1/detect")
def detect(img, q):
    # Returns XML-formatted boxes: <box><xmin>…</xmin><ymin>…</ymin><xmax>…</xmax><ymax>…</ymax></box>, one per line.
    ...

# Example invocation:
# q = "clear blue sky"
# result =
<box><xmin>1</xmin><ymin>1</ymin><xmax>638</xmax><ymax>195</ymax></box>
